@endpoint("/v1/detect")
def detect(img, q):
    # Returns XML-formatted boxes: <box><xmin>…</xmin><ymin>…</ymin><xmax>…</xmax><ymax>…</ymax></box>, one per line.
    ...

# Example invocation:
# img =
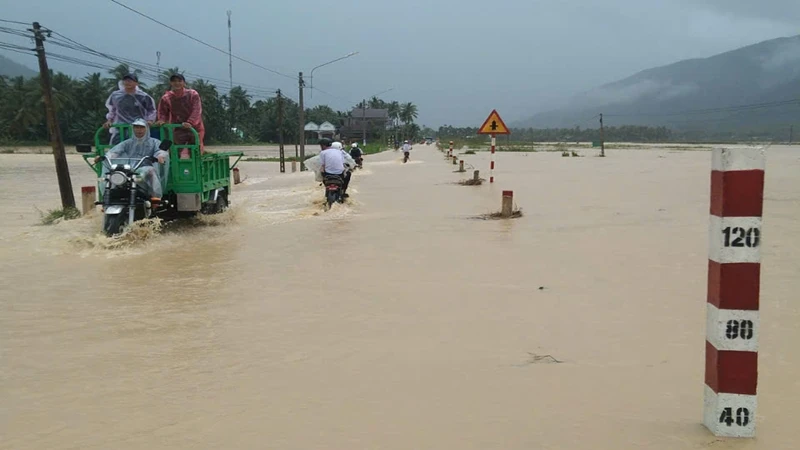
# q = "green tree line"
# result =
<box><xmin>0</xmin><ymin>64</ymin><xmax>422</xmax><ymax>145</ymax></box>
<box><xmin>436</xmin><ymin>122</ymin><xmax>797</xmax><ymax>144</ymax></box>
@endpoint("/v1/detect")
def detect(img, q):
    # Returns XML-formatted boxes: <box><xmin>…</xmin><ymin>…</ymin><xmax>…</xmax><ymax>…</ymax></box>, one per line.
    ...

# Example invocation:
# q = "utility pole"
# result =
<box><xmin>362</xmin><ymin>98</ymin><xmax>367</xmax><ymax>146</ymax></box>
<box><xmin>156</xmin><ymin>51</ymin><xmax>161</xmax><ymax>77</ymax></box>
<box><xmin>32</xmin><ymin>22</ymin><xmax>75</xmax><ymax>209</ymax></box>
<box><xmin>227</xmin><ymin>10</ymin><xmax>233</xmax><ymax>89</ymax></box>
<box><xmin>599</xmin><ymin>113</ymin><xmax>605</xmax><ymax>157</ymax></box>
<box><xmin>298</xmin><ymin>72</ymin><xmax>306</xmax><ymax>171</ymax></box>
<box><xmin>277</xmin><ymin>89</ymin><xmax>285</xmax><ymax>173</ymax></box>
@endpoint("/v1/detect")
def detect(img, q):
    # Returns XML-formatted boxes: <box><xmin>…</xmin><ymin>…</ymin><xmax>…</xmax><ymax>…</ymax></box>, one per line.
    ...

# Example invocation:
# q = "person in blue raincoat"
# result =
<box><xmin>95</xmin><ymin>118</ymin><xmax>169</xmax><ymax>199</ymax></box>
<box><xmin>103</xmin><ymin>73</ymin><xmax>157</xmax><ymax>144</ymax></box>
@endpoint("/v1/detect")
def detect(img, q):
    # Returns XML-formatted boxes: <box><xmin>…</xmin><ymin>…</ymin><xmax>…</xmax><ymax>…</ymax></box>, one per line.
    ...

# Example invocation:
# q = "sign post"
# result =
<box><xmin>477</xmin><ymin>109</ymin><xmax>510</xmax><ymax>183</ymax></box>
<box><xmin>703</xmin><ymin>147</ymin><xmax>765</xmax><ymax>438</ymax></box>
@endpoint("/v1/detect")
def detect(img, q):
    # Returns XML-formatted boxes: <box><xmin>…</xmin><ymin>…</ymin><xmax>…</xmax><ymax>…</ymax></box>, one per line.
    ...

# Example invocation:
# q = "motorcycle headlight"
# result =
<box><xmin>109</xmin><ymin>172</ymin><xmax>128</xmax><ymax>186</ymax></box>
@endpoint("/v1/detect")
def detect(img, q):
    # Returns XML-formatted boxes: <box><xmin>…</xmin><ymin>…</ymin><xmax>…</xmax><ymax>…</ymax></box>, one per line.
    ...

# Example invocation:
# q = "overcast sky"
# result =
<box><xmin>2</xmin><ymin>0</ymin><xmax>799</xmax><ymax>127</ymax></box>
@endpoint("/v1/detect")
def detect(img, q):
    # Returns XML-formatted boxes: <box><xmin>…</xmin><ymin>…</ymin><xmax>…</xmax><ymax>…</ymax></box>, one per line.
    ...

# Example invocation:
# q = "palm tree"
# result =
<box><xmin>4</xmin><ymin>76</ymin><xmax>41</xmax><ymax>137</ymax></box>
<box><xmin>368</xmin><ymin>96</ymin><xmax>386</xmax><ymax>109</ymax></box>
<box><xmin>226</xmin><ymin>86</ymin><xmax>252</xmax><ymax>135</ymax></box>
<box><xmin>107</xmin><ymin>63</ymin><xmax>145</xmax><ymax>88</ymax></box>
<box><xmin>399</xmin><ymin>102</ymin><xmax>418</xmax><ymax>125</ymax></box>
<box><xmin>151</xmin><ymin>67</ymin><xmax>183</xmax><ymax>99</ymax></box>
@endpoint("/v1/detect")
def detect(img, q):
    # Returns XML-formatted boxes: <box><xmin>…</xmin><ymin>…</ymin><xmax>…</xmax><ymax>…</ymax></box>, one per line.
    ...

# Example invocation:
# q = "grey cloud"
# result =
<box><xmin>688</xmin><ymin>0</ymin><xmax>800</xmax><ymax>22</ymax></box>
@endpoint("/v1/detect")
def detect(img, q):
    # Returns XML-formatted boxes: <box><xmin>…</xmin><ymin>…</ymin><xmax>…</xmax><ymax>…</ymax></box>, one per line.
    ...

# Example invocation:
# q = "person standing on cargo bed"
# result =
<box><xmin>103</xmin><ymin>73</ymin><xmax>157</xmax><ymax>145</ymax></box>
<box><xmin>155</xmin><ymin>73</ymin><xmax>205</xmax><ymax>158</ymax></box>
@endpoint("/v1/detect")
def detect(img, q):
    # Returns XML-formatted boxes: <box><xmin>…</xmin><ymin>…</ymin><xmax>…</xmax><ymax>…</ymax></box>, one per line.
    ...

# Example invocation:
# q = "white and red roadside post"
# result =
<box><xmin>490</xmin><ymin>133</ymin><xmax>496</xmax><ymax>183</ymax></box>
<box><xmin>477</xmin><ymin>110</ymin><xmax>508</xmax><ymax>183</ymax></box>
<box><xmin>703</xmin><ymin>147</ymin><xmax>765</xmax><ymax>438</ymax></box>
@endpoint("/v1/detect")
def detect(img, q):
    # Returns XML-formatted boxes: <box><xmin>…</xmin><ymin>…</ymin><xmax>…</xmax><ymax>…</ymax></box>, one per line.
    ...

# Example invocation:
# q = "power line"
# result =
<box><xmin>108</xmin><ymin>0</ymin><xmax>295</xmax><ymax>81</ymax></box>
<box><xmin>0</xmin><ymin>18</ymin><xmax>31</xmax><ymax>26</ymax></box>
<box><xmin>0</xmin><ymin>25</ymin><xmax>34</xmax><ymax>38</ymax></box>
<box><xmin>43</xmin><ymin>30</ymin><xmax>283</xmax><ymax>95</ymax></box>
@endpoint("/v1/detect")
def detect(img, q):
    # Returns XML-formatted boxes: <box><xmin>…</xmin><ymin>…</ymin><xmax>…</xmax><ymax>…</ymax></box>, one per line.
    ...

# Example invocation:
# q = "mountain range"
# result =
<box><xmin>0</xmin><ymin>54</ymin><xmax>37</xmax><ymax>78</ymax></box>
<box><xmin>515</xmin><ymin>35</ymin><xmax>800</xmax><ymax>131</ymax></box>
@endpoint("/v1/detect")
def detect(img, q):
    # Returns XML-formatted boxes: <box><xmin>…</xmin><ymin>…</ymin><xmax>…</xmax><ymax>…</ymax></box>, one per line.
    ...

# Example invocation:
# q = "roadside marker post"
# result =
<box><xmin>477</xmin><ymin>109</ymin><xmax>509</xmax><ymax>183</ymax></box>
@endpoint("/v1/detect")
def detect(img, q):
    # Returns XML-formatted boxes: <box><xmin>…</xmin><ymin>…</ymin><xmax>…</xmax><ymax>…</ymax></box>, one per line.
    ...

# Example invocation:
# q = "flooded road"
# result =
<box><xmin>1</xmin><ymin>144</ymin><xmax>799</xmax><ymax>449</ymax></box>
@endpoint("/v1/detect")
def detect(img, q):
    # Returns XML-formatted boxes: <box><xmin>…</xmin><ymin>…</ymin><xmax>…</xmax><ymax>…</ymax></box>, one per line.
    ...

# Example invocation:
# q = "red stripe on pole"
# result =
<box><xmin>710</xmin><ymin>170</ymin><xmax>765</xmax><ymax>217</ymax></box>
<box><xmin>490</xmin><ymin>161</ymin><xmax>495</xmax><ymax>170</ymax></box>
<box><xmin>490</xmin><ymin>176</ymin><xmax>494</xmax><ymax>183</ymax></box>
<box><xmin>502</xmin><ymin>190</ymin><xmax>513</xmax><ymax>198</ymax></box>
<box><xmin>705</xmin><ymin>341</ymin><xmax>759</xmax><ymax>395</ymax></box>
<box><xmin>707</xmin><ymin>261</ymin><xmax>761</xmax><ymax>311</ymax></box>
<box><xmin>81</xmin><ymin>186</ymin><xmax>96</xmax><ymax>193</ymax></box>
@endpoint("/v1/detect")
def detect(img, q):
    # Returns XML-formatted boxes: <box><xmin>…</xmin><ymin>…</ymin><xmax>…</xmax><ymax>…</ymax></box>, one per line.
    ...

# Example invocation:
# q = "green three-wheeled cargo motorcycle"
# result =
<box><xmin>77</xmin><ymin>124</ymin><xmax>244</xmax><ymax>236</ymax></box>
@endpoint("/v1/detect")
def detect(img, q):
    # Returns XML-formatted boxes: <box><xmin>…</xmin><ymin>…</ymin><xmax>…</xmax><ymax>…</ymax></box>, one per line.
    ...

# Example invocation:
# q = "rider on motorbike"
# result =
<box><xmin>95</xmin><ymin>118</ymin><xmax>169</xmax><ymax>199</ymax></box>
<box><xmin>350</xmin><ymin>142</ymin><xmax>364</xmax><ymax>168</ymax></box>
<box><xmin>402</xmin><ymin>140</ymin><xmax>412</xmax><ymax>162</ymax></box>
<box><xmin>332</xmin><ymin>141</ymin><xmax>356</xmax><ymax>199</ymax></box>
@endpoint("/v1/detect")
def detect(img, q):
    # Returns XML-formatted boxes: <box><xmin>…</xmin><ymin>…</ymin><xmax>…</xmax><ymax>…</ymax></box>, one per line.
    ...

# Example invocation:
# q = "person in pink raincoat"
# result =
<box><xmin>155</xmin><ymin>73</ymin><xmax>205</xmax><ymax>158</ymax></box>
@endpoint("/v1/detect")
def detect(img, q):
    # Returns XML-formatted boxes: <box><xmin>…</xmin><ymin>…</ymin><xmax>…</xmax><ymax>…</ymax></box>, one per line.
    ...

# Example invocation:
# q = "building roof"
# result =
<box><xmin>350</xmin><ymin>108</ymin><xmax>389</xmax><ymax>119</ymax></box>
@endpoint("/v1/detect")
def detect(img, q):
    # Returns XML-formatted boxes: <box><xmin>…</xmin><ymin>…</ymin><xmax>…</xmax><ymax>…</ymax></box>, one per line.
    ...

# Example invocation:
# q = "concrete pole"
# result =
<box><xmin>33</xmin><ymin>22</ymin><xmax>75</xmax><ymax>209</ymax></box>
<box><xmin>501</xmin><ymin>190</ymin><xmax>514</xmax><ymax>217</ymax></box>
<box><xmin>703</xmin><ymin>147</ymin><xmax>765</xmax><ymax>438</ymax></box>
<box><xmin>81</xmin><ymin>186</ymin><xmax>96</xmax><ymax>215</ymax></box>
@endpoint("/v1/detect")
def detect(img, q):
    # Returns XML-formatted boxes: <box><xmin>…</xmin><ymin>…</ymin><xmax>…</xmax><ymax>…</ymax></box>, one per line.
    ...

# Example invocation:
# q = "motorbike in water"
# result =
<box><xmin>322</xmin><ymin>173</ymin><xmax>345</xmax><ymax>210</ymax></box>
<box><xmin>403</xmin><ymin>151</ymin><xmax>410</xmax><ymax>163</ymax></box>
<box><xmin>95</xmin><ymin>154</ymin><xmax>166</xmax><ymax>236</ymax></box>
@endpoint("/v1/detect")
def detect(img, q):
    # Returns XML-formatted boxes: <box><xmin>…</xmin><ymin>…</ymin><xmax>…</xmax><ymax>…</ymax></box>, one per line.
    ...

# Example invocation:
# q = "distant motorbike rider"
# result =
<box><xmin>402</xmin><ymin>140</ymin><xmax>412</xmax><ymax>162</ymax></box>
<box><xmin>103</xmin><ymin>73</ymin><xmax>157</xmax><ymax>145</ymax></box>
<box><xmin>350</xmin><ymin>142</ymin><xmax>363</xmax><ymax>168</ymax></box>
<box><xmin>95</xmin><ymin>118</ymin><xmax>169</xmax><ymax>199</ymax></box>
<box><xmin>331</xmin><ymin>141</ymin><xmax>356</xmax><ymax>198</ymax></box>
<box><xmin>319</xmin><ymin>138</ymin><xmax>345</xmax><ymax>184</ymax></box>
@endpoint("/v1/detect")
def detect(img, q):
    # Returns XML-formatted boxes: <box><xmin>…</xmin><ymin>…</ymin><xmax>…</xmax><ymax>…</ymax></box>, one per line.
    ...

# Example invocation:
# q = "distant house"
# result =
<box><xmin>340</xmin><ymin>108</ymin><xmax>390</xmax><ymax>141</ymax></box>
<box><xmin>303</xmin><ymin>121</ymin><xmax>337</xmax><ymax>143</ymax></box>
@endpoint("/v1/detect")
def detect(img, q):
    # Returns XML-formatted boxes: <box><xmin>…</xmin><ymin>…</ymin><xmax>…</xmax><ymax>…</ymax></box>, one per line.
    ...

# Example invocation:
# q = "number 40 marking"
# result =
<box><xmin>719</xmin><ymin>407</ymin><xmax>750</xmax><ymax>427</ymax></box>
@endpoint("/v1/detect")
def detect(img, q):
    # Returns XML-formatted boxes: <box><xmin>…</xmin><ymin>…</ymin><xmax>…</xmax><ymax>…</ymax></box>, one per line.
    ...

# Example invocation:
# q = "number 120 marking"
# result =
<box><xmin>722</xmin><ymin>227</ymin><xmax>760</xmax><ymax>248</ymax></box>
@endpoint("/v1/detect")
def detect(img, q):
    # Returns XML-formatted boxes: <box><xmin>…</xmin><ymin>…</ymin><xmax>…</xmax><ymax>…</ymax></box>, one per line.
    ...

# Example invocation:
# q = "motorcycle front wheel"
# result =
<box><xmin>103</xmin><ymin>212</ymin><xmax>126</xmax><ymax>236</ymax></box>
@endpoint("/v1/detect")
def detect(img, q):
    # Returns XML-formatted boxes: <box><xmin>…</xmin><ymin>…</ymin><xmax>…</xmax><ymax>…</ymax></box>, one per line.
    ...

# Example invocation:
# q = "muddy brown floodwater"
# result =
<box><xmin>1</xmin><ymin>144</ymin><xmax>798</xmax><ymax>449</ymax></box>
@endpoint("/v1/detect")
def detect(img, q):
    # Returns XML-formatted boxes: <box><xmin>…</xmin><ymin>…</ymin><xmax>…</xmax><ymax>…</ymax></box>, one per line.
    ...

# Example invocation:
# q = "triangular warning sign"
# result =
<box><xmin>477</xmin><ymin>109</ymin><xmax>510</xmax><ymax>135</ymax></box>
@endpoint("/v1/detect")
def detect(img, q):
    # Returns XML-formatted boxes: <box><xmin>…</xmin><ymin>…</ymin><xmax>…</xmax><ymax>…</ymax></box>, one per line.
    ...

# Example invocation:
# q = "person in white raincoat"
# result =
<box><xmin>332</xmin><ymin>141</ymin><xmax>356</xmax><ymax>198</ymax></box>
<box><xmin>96</xmin><ymin>118</ymin><xmax>169</xmax><ymax>199</ymax></box>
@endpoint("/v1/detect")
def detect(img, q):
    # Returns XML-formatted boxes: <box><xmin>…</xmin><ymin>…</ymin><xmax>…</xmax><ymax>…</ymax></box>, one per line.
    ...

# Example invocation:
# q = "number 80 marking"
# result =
<box><xmin>725</xmin><ymin>320</ymin><xmax>754</xmax><ymax>340</ymax></box>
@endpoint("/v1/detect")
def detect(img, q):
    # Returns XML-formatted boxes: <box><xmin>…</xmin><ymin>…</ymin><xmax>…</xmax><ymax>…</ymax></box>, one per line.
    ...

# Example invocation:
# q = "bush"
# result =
<box><xmin>38</xmin><ymin>206</ymin><xmax>81</xmax><ymax>225</ymax></box>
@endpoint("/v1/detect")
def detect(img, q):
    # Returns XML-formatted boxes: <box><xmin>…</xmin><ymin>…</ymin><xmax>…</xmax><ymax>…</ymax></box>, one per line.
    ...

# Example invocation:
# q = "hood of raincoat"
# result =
<box><xmin>107</xmin><ymin>81</ymin><xmax>157</xmax><ymax>125</ymax></box>
<box><xmin>106</xmin><ymin>122</ymin><xmax>168</xmax><ymax>164</ymax></box>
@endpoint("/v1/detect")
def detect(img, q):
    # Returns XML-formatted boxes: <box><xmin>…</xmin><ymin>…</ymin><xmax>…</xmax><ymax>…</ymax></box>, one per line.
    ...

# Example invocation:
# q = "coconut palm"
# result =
<box><xmin>399</xmin><ymin>102</ymin><xmax>418</xmax><ymax>125</ymax></box>
<box><xmin>107</xmin><ymin>63</ymin><xmax>146</xmax><ymax>88</ymax></box>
